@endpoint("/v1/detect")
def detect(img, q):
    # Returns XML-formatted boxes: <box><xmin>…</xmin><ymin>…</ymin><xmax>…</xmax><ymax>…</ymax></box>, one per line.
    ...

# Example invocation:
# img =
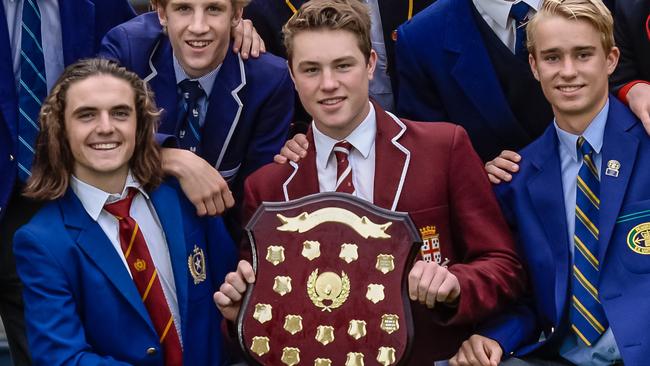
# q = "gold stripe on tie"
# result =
<box><xmin>571</xmin><ymin>324</ymin><xmax>592</xmax><ymax>346</ymax></box>
<box><xmin>408</xmin><ymin>0</ymin><xmax>414</xmax><ymax>19</ymax></box>
<box><xmin>576</xmin><ymin>206</ymin><xmax>599</xmax><ymax>238</ymax></box>
<box><xmin>574</xmin><ymin>235</ymin><xmax>599</xmax><ymax>270</ymax></box>
<box><xmin>142</xmin><ymin>269</ymin><xmax>158</xmax><ymax>302</ymax></box>
<box><xmin>583</xmin><ymin>154</ymin><xmax>599</xmax><ymax>180</ymax></box>
<box><xmin>285</xmin><ymin>0</ymin><xmax>297</xmax><ymax>14</ymax></box>
<box><xmin>573</xmin><ymin>265</ymin><xmax>599</xmax><ymax>301</ymax></box>
<box><xmin>160</xmin><ymin>316</ymin><xmax>174</xmax><ymax>342</ymax></box>
<box><xmin>572</xmin><ymin>295</ymin><xmax>606</xmax><ymax>333</ymax></box>
<box><xmin>577</xmin><ymin>176</ymin><xmax>600</xmax><ymax>208</ymax></box>
<box><xmin>125</xmin><ymin>222</ymin><xmax>139</xmax><ymax>259</ymax></box>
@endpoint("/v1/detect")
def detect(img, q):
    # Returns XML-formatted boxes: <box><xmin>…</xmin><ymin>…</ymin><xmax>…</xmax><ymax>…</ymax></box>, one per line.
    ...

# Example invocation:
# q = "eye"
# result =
<box><xmin>78</xmin><ymin>111</ymin><xmax>96</xmax><ymax>121</ymax></box>
<box><xmin>174</xmin><ymin>5</ymin><xmax>191</xmax><ymax>12</ymax></box>
<box><xmin>336</xmin><ymin>63</ymin><xmax>351</xmax><ymax>70</ymax></box>
<box><xmin>303</xmin><ymin>67</ymin><xmax>319</xmax><ymax>74</ymax></box>
<box><xmin>206</xmin><ymin>5</ymin><xmax>222</xmax><ymax>12</ymax></box>
<box><xmin>112</xmin><ymin>110</ymin><xmax>131</xmax><ymax>120</ymax></box>
<box><xmin>544</xmin><ymin>55</ymin><xmax>559</xmax><ymax>62</ymax></box>
<box><xmin>577</xmin><ymin>51</ymin><xmax>592</xmax><ymax>60</ymax></box>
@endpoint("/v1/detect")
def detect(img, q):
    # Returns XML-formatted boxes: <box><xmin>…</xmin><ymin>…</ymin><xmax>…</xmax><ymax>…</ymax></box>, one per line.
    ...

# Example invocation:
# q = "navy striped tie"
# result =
<box><xmin>509</xmin><ymin>1</ymin><xmax>530</xmax><ymax>60</ymax></box>
<box><xmin>177</xmin><ymin>79</ymin><xmax>204</xmax><ymax>153</ymax></box>
<box><xmin>570</xmin><ymin>136</ymin><xmax>608</xmax><ymax>346</ymax></box>
<box><xmin>17</xmin><ymin>0</ymin><xmax>47</xmax><ymax>182</ymax></box>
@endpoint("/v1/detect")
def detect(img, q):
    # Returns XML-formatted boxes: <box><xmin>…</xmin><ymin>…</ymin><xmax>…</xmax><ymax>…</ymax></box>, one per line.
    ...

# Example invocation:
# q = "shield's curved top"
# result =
<box><xmin>238</xmin><ymin>192</ymin><xmax>420</xmax><ymax>366</ymax></box>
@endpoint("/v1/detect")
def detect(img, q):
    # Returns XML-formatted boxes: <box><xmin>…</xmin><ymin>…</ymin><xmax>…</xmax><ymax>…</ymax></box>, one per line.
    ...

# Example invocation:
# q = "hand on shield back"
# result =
<box><xmin>214</xmin><ymin>260</ymin><xmax>256</xmax><ymax>321</ymax></box>
<box><xmin>408</xmin><ymin>260</ymin><xmax>460</xmax><ymax>309</ymax></box>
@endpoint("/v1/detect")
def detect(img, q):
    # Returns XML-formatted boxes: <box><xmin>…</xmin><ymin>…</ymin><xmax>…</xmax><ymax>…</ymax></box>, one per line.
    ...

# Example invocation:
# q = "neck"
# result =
<box><xmin>314</xmin><ymin>101</ymin><xmax>371</xmax><ymax>141</ymax></box>
<box><xmin>74</xmin><ymin>170</ymin><xmax>129</xmax><ymax>195</ymax></box>
<box><xmin>554</xmin><ymin>97</ymin><xmax>607</xmax><ymax>135</ymax></box>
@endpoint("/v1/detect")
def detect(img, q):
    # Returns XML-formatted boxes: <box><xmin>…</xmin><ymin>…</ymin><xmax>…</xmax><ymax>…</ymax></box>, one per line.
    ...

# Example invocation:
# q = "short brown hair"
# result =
<box><xmin>282</xmin><ymin>0</ymin><xmax>372</xmax><ymax>67</ymax></box>
<box><xmin>24</xmin><ymin>58</ymin><xmax>164</xmax><ymax>201</ymax></box>
<box><xmin>151</xmin><ymin>0</ymin><xmax>251</xmax><ymax>11</ymax></box>
<box><xmin>527</xmin><ymin>0</ymin><xmax>614</xmax><ymax>55</ymax></box>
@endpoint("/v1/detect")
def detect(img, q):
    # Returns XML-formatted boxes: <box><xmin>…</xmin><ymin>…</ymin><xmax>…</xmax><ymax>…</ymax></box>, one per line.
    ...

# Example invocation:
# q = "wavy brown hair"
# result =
<box><xmin>24</xmin><ymin>58</ymin><xmax>164</xmax><ymax>200</ymax></box>
<box><xmin>282</xmin><ymin>0</ymin><xmax>372</xmax><ymax>69</ymax></box>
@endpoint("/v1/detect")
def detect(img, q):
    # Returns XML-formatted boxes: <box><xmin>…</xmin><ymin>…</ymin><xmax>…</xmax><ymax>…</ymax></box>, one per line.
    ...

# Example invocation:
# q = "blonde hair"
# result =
<box><xmin>151</xmin><ymin>0</ymin><xmax>251</xmax><ymax>11</ymax></box>
<box><xmin>527</xmin><ymin>0</ymin><xmax>614</xmax><ymax>55</ymax></box>
<box><xmin>282</xmin><ymin>0</ymin><xmax>372</xmax><ymax>67</ymax></box>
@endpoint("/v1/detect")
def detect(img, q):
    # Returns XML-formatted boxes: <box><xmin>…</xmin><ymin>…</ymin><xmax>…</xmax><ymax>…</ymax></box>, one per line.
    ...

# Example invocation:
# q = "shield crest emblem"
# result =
<box><xmin>237</xmin><ymin>192</ymin><xmax>419</xmax><ymax>365</ymax></box>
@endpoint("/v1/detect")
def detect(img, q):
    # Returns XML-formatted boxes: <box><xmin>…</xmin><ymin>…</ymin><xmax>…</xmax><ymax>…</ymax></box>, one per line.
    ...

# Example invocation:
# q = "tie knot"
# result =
<box><xmin>334</xmin><ymin>140</ymin><xmax>353</xmax><ymax>155</ymax></box>
<box><xmin>577</xmin><ymin>136</ymin><xmax>594</xmax><ymax>159</ymax></box>
<box><xmin>509</xmin><ymin>1</ymin><xmax>530</xmax><ymax>23</ymax></box>
<box><xmin>178</xmin><ymin>79</ymin><xmax>204</xmax><ymax>102</ymax></box>
<box><xmin>104</xmin><ymin>188</ymin><xmax>138</xmax><ymax>219</ymax></box>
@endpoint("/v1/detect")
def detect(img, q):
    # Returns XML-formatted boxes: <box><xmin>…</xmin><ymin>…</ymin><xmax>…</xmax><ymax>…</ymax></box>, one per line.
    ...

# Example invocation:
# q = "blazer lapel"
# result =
<box><xmin>597</xmin><ymin>101</ymin><xmax>639</xmax><ymax>266</ymax></box>
<box><xmin>60</xmin><ymin>190</ymin><xmax>151</xmax><ymax>326</ymax></box>
<box><xmin>60</xmin><ymin>0</ymin><xmax>95</xmax><ymax>64</ymax></box>
<box><xmin>150</xmin><ymin>185</ymin><xmax>189</xmax><ymax>333</ymax></box>
<box><xmin>373</xmin><ymin>105</ymin><xmax>409</xmax><ymax>211</ymax></box>
<box><xmin>201</xmin><ymin>50</ymin><xmax>245</xmax><ymax>169</ymax></box>
<box><xmin>284</xmin><ymin>129</ymin><xmax>320</xmax><ymax>200</ymax></box>
<box><xmin>444</xmin><ymin>0</ymin><xmax>529</xmax><ymax>144</ymax></box>
<box><xmin>526</xmin><ymin>128</ymin><xmax>570</xmax><ymax>322</ymax></box>
<box><xmin>147</xmin><ymin>38</ymin><xmax>180</xmax><ymax>135</ymax></box>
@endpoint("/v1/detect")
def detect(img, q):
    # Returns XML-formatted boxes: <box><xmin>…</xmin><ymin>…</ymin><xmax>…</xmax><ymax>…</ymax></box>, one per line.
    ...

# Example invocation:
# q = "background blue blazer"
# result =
<box><xmin>483</xmin><ymin>98</ymin><xmax>650</xmax><ymax>366</ymax></box>
<box><xmin>13</xmin><ymin>183</ymin><xmax>237</xmax><ymax>366</ymax></box>
<box><xmin>99</xmin><ymin>13</ymin><xmax>294</xmax><ymax>189</ymax></box>
<box><xmin>394</xmin><ymin>0</ymin><xmax>545</xmax><ymax>161</ymax></box>
<box><xmin>0</xmin><ymin>0</ymin><xmax>135</xmax><ymax>220</ymax></box>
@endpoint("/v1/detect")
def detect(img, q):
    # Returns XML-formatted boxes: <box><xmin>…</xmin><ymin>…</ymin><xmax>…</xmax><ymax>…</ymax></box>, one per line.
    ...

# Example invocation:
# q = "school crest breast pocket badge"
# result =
<box><xmin>188</xmin><ymin>245</ymin><xmax>207</xmax><ymax>284</ymax></box>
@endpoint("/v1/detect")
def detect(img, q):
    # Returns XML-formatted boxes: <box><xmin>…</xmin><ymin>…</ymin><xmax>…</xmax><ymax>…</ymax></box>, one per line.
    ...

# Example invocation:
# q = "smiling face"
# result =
<box><xmin>64</xmin><ymin>74</ymin><xmax>137</xmax><ymax>191</ymax></box>
<box><xmin>158</xmin><ymin>0</ymin><xmax>242</xmax><ymax>78</ymax></box>
<box><xmin>290</xmin><ymin>29</ymin><xmax>376</xmax><ymax>140</ymax></box>
<box><xmin>529</xmin><ymin>15</ymin><xmax>619</xmax><ymax>134</ymax></box>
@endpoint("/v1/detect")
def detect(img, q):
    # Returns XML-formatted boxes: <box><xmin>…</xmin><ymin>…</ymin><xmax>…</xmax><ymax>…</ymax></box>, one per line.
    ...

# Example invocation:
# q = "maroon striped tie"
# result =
<box><xmin>334</xmin><ymin>140</ymin><xmax>355</xmax><ymax>194</ymax></box>
<box><xmin>104</xmin><ymin>189</ymin><xmax>183</xmax><ymax>365</ymax></box>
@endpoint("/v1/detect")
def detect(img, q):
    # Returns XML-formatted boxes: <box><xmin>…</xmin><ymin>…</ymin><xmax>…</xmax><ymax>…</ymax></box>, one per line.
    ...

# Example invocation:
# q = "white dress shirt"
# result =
<box><xmin>471</xmin><ymin>0</ymin><xmax>541</xmax><ymax>53</ymax></box>
<box><xmin>313</xmin><ymin>102</ymin><xmax>377</xmax><ymax>202</ymax></box>
<box><xmin>70</xmin><ymin>173</ymin><xmax>182</xmax><ymax>342</ymax></box>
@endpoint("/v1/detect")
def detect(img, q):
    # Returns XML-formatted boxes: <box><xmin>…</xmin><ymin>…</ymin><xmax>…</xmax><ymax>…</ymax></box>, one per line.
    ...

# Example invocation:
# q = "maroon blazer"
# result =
<box><xmin>243</xmin><ymin>104</ymin><xmax>524</xmax><ymax>362</ymax></box>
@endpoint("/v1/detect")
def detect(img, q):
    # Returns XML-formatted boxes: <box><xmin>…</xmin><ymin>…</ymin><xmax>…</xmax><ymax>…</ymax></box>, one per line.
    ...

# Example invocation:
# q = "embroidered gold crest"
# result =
<box><xmin>188</xmin><ymin>245</ymin><xmax>207</xmax><ymax>284</ymax></box>
<box><xmin>627</xmin><ymin>222</ymin><xmax>650</xmax><ymax>255</ymax></box>
<box><xmin>133</xmin><ymin>258</ymin><xmax>147</xmax><ymax>272</ymax></box>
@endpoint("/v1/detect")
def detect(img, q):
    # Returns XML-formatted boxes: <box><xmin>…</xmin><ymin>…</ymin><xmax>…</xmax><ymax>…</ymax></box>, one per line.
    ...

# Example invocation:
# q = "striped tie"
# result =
<box><xmin>177</xmin><ymin>79</ymin><xmax>204</xmax><ymax>153</ymax></box>
<box><xmin>17</xmin><ymin>0</ymin><xmax>47</xmax><ymax>182</ymax></box>
<box><xmin>334</xmin><ymin>140</ymin><xmax>355</xmax><ymax>194</ymax></box>
<box><xmin>570</xmin><ymin>136</ymin><xmax>608</xmax><ymax>346</ymax></box>
<box><xmin>104</xmin><ymin>189</ymin><xmax>183</xmax><ymax>365</ymax></box>
<box><xmin>509</xmin><ymin>1</ymin><xmax>530</xmax><ymax>60</ymax></box>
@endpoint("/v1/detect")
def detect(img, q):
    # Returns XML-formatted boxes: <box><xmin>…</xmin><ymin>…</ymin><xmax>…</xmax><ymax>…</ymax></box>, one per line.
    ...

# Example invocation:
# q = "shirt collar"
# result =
<box><xmin>173</xmin><ymin>54</ymin><xmax>220</xmax><ymax>97</ymax></box>
<box><xmin>313</xmin><ymin>101</ymin><xmax>377</xmax><ymax>169</ymax></box>
<box><xmin>70</xmin><ymin>171</ymin><xmax>149</xmax><ymax>221</ymax></box>
<box><xmin>473</xmin><ymin>0</ymin><xmax>541</xmax><ymax>29</ymax></box>
<box><xmin>554</xmin><ymin>98</ymin><xmax>609</xmax><ymax>162</ymax></box>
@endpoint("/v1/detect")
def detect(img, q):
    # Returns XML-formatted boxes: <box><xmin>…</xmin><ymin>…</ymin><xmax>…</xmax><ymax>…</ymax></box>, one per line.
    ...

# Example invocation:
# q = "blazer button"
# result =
<box><xmin>9</xmin><ymin>154</ymin><xmax>14</xmax><ymax>161</ymax></box>
<box><xmin>146</xmin><ymin>347</ymin><xmax>157</xmax><ymax>356</ymax></box>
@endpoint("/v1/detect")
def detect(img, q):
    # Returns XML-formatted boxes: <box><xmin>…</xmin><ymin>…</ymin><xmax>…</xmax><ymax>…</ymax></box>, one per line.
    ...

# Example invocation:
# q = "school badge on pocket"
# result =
<box><xmin>188</xmin><ymin>245</ymin><xmax>206</xmax><ymax>284</ymax></box>
<box><xmin>627</xmin><ymin>222</ymin><xmax>650</xmax><ymax>255</ymax></box>
<box><xmin>238</xmin><ymin>192</ymin><xmax>420</xmax><ymax>366</ymax></box>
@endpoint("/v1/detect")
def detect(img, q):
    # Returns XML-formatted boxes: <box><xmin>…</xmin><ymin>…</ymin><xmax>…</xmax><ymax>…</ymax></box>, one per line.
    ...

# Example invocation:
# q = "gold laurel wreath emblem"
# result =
<box><xmin>307</xmin><ymin>269</ymin><xmax>350</xmax><ymax>312</ymax></box>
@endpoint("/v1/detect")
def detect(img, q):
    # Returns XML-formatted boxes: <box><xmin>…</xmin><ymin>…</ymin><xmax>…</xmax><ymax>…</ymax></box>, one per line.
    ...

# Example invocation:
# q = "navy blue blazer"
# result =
<box><xmin>394</xmin><ymin>0</ymin><xmax>542</xmax><ymax>161</ymax></box>
<box><xmin>482</xmin><ymin>98</ymin><xmax>650</xmax><ymax>365</ymax></box>
<box><xmin>100</xmin><ymin>12</ymin><xmax>294</xmax><ymax>188</ymax></box>
<box><xmin>14</xmin><ymin>182</ymin><xmax>237</xmax><ymax>366</ymax></box>
<box><xmin>0</xmin><ymin>0</ymin><xmax>135</xmax><ymax>220</ymax></box>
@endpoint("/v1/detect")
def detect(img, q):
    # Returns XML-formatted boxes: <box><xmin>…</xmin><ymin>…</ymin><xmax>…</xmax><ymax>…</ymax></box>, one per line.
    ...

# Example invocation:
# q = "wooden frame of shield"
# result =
<box><xmin>236</xmin><ymin>192</ymin><xmax>420</xmax><ymax>366</ymax></box>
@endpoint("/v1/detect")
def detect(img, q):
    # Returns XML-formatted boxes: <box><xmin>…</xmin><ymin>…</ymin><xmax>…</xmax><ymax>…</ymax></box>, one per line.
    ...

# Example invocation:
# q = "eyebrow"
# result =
<box><xmin>71</xmin><ymin>104</ymin><xmax>133</xmax><ymax>115</ymax></box>
<box><xmin>296</xmin><ymin>55</ymin><xmax>357</xmax><ymax>68</ymax></box>
<box><xmin>539</xmin><ymin>45</ymin><xmax>597</xmax><ymax>55</ymax></box>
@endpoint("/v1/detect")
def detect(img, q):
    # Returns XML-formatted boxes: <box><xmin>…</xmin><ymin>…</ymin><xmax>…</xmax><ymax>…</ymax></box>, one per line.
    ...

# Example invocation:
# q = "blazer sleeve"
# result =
<box><xmin>610</xmin><ymin>1</ymin><xmax>641</xmax><ymax>95</ymax></box>
<box><xmin>394</xmin><ymin>24</ymin><xmax>448</xmax><ymax>122</ymax></box>
<box><xmin>98</xmin><ymin>25</ymin><xmax>132</xmax><ymax>68</ymax></box>
<box><xmin>13</xmin><ymin>228</ymin><xmax>132</xmax><ymax>366</ymax></box>
<box><xmin>440</xmin><ymin>126</ymin><xmax>526</xmax><ymax>325</ymax></box>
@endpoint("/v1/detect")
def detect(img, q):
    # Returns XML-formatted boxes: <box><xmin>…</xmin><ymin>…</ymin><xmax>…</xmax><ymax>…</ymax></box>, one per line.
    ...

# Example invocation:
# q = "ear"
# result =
<box><xmin>605</xmin><ymin>46</ymin><xmax>620</xmax><ymax>76</ymax></box>
<box><xmin>157</xmin><ymin>4</ymin><xmax>167</xmax><ymax>27</ymax></box>
<box><xmin>367</xmin><ymin>49</ymin><xmax>378</xmax><ymax>80</ymax></box>
<box><xmin>231</xmin><ymin>6</ymin><xmax>244</xmax><ymax>28</ymax></box>
<box><xmin>529</xmin><ymin>53</ymin><xmax>540</xmax><ymax>81</ymax></box>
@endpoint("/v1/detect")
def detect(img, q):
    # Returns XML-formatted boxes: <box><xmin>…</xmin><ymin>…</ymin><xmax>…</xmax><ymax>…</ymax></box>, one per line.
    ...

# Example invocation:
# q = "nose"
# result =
<box><xmin>559</xmin><ymin>58</ymin><xmax>578</xmax><ymax>79</ymax></box>
<box><xmin>95</xmin><ymin>112</ymin><xmax>115</xmax><ymax>134</ymax></box>
<box><xmin>320</xmin><ymin>68</ymin><xmax>339</xmax><ymax>92</ymax></box>
<box><xmin>188</xmin><ymin>10</ymin><xmax>209</xmax><ymax>34</ymax></box>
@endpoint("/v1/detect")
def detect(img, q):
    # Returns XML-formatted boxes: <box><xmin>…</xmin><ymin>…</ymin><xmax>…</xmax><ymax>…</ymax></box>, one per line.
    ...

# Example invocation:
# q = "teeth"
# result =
<box><xmin>559</xmin><ymin>85</ymin><xmax>581</xmax><ymax>92</ymax></box>
<box><xmin>187</xmin><ymin>40</ymin><xmax>210</xmax><ymax>47</ymax></box>
<box><xmin>91</xmin><ymin>143</ymin><xmax>118</xmax><ymax>150</ymax></box>
<box><xmin>321</xmin><ymin>98</ymin><xmax>344</xmax><ymax>105</ymax></box>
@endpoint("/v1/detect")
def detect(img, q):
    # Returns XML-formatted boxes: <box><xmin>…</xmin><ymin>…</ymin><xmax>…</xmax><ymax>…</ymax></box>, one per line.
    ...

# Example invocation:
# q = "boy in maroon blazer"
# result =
<box><xmin>214</xmin><ymin>0</ymin><xmax>525</xmax><ymax>363</ymax></box>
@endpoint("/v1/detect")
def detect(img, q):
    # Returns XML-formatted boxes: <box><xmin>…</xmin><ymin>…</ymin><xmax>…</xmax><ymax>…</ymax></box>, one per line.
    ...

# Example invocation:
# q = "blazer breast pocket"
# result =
<box><xmin>408</xmin><ymin>205</ymin><xmax>451</xmax><ymax>265</ymax></box>
<box><xmin>185</xmin><ymin>230</ymin><xmax>213</xmax><ymax>299</ymax></box>
<box><xmin>614</xmin><ymin>199</ymin><xmax>650</xmax><ymax>274</ymax></box>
